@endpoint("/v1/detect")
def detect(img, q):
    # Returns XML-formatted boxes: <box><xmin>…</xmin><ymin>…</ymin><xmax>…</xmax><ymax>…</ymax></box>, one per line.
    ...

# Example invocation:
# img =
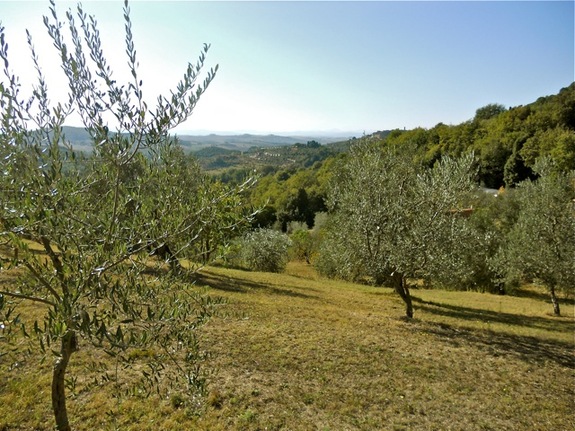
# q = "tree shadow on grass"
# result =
<box><xmin>511</xmin><ymin>287</ymin><xmax>575</xmax><ymax>306</ymax></box>
<box><xmin>411</xmin><ymin>299</ymin><xmax>574</xmax><ymax>369</ymax></box>
<box><xmin>412</xmin><ymin>297</ymin><xmax>574</xmax><ymax>335</ymax></box>
<box><xmin>194</xmin><ymin>270</ymin><xmax>318</xmax><ymax>300</ymax></box>
<box><xmin>419</xmin><ymin>320</ymin><xmax>574</xmax><ymax>369</ymax></box>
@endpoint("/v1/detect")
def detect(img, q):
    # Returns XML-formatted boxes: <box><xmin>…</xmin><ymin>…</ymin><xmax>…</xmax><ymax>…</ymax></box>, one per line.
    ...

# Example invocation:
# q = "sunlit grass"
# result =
<box><xmin>1</xmin><ymin>261</ymin><xmax>573</xmax><ymax>430</ymax></box>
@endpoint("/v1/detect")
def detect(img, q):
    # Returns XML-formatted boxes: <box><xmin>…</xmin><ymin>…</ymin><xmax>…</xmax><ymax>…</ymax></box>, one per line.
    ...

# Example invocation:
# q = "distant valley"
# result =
<box><xmin>178</xmin><ymin>133</ymin><xmax>350</xmax><ymax>151</ymax></box>
<box><xmin>57</xmin><ymin>126</ymin><xmax>365</xmax><ymax>172</ymax></box>
<box><xmin>59</xmin><ymin>126</ymin><xmax>356</xmax><ymax>153</ymax></box>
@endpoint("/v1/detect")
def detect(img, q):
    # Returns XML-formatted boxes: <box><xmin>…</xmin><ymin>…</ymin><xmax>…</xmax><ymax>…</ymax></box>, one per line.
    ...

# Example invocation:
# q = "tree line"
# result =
<box><xmin>315</xmin><ymin>138</ymin><xmax>574</xmax><ymax>318</ymax></box>
<box><xmin>381</xmin><ymin>87</ymin><xmax>575</xmax><ymax>189</ymax></box>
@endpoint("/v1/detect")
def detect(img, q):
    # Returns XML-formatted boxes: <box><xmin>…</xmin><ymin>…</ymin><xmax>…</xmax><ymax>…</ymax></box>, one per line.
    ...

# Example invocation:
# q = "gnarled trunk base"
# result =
<box><xmin>550</xmin><ymin>285</ymin><xmax>561</xmax><ymax>316</ymax></box>
<box><xmin>392</xmin><ymin>272</ymin><xmax>413</xmax><ymax>318</ymax></box>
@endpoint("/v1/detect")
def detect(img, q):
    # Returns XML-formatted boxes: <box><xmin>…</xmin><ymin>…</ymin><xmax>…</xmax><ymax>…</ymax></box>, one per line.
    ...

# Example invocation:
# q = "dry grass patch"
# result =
<box><xmin>1</xmin><ymin>261</ymin><xmax>573</xmax><ymax>430</ymax></box>
<box><xmin>195</xmin><ymin>262</ymin><xmax>574</xmax><ymax>431</ymax></box>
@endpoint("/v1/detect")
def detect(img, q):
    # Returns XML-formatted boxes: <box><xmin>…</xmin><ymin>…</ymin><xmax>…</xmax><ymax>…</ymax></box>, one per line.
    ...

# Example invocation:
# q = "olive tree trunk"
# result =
<box><xmin>52</xmin><ymin>331</ymin><xmax>78</xmax><ymax>431</ymax></box>
<box><xmin>392</xmin><ymin>272</ymin><xmax>413</xmax><ymax>318</ymax></box>
<box><xmin>549</xmin><ymin>284</ymin><xmax>561</xmax><ymax>316</ymax></box>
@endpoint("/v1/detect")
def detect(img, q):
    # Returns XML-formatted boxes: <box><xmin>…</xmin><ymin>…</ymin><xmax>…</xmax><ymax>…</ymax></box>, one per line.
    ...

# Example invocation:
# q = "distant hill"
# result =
<box><xmin>53</xmin><ymin>126</ymin><xmax>387</xmax><ymax>171</ymax></box>
<box><xmin>177</xmin><ymin>133</ymin><xmax>350</xmax><ymax>152</ymax></box>
<box><xmin>58</xmin><ymin>126</ymin><xmax>93</xmax><ymax>152</ymax></box>
<box><xmin>194</xmin><ymin>146</ymin><xmax>238</xmax><ymax>158</ymax></box>
<box><xmin>57</xmin><ymin>127</ymin><xmax>353</xmax><ymax>152</ymax></box>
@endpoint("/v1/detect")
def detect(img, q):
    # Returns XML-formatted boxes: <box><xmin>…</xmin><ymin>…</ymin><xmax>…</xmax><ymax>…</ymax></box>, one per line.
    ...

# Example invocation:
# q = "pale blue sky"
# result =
<box><xmin>1</xmin><ymin>1</ymin><xmax>573</xmax><ymax>135</ymax></box>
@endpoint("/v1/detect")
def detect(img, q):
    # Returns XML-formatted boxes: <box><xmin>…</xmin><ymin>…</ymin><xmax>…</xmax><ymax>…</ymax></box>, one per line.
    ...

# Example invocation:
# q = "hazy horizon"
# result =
<box><xmin>1</xmin><ymin>1</ymin><xmax>573</xmax><ymax>135</ymax></box>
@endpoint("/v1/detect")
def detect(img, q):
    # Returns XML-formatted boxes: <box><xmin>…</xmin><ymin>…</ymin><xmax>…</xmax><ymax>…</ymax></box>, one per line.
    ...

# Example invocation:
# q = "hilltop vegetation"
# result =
<box><xmin>56</xmin><ymin>83</ymin><xmax>575</xmax><ymax>192</ymax></box>
<box><xmin>381</xmin><ymin>84</ymin><xmax>575</xmax><ymax>188</ymax></box>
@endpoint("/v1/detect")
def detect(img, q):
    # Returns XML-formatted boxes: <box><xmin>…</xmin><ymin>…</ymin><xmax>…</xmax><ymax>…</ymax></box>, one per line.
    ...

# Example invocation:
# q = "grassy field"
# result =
<box><xmin>1</xmin><ymin>261</ymin><xmax>573</xmax><ymax>430</ymax></box>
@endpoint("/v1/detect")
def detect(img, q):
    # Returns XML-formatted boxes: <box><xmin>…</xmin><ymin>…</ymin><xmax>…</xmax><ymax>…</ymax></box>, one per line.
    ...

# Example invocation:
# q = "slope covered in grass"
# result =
<box><xmin>1</xmin><ymin>262</ymin><xmax>573</xmax><ymax>430</ymax></box>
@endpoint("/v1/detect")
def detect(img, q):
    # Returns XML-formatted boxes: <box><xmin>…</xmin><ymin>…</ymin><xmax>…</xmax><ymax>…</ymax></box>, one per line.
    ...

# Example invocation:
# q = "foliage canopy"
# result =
<box><xmin>318</xmin><ymin>138</ymin><xmax>480</xmax><ymax>317</ymax></box>
<box><xmin>493</xmin><ymin>158</ymin><xmax>575</xmax><ymax>315</ymax></box>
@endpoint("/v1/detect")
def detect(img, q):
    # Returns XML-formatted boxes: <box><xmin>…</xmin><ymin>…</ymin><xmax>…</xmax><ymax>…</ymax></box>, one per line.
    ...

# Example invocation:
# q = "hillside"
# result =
<box><xmin>196</xmin><ymin>264</ymin><xmax>574</xmax><ymax>431</ymax></box>
<box><xmin>2</xmin><ymin>262</ymin><xmax>572</xmax><ymax>430</ymax></box>
<box><xmin>178</xmin><ymin>133</ymin><xmax>348</xmax><ymax>151</ymax></box>
<box><xmin>56</xmin><ymin>127</ymin><xmax>357</xmax><ymax>172</ymax></box>
<box><xmin>379</xmin><ymin>82</ymin><xmax>575</xmax><ymax>188</ymax></box>
<box><xmin>52</xmin><ymin>83</ymin><xmax>575</xmax><ymax>182</ymax></box>
<box><xmin>58</xmin><ymin>127</ymin><xmax>351</xmax><ymax>152</ymax></box>
<box><xmin>239</xmin><ymin>83</ymin><xmax>575</xmax><ymax>231</ymax></box>
<box><xmin>197</xmin><ymin>83</ymin><xmax>575</xmax><ymax>180</ymax></box>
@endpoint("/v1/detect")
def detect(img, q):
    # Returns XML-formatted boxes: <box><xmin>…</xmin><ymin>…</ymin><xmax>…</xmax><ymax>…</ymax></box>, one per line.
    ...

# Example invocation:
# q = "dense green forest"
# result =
<box><xmin>380</xmin><ymin>83</ymin><xmax>575</xmax><ymax>188</ymax></box>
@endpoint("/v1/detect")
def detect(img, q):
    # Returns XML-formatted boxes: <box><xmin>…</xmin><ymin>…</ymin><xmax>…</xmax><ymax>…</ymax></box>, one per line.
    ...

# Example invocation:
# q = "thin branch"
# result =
<box><xmin>0</xmin><ymin>289</ymin><xmax>56</xmax><ymax>307</ymax></box>
<box><xmin>40</xmin><ymin>236</ymin><xmax>65</xmax><ymax>284</ymax></box>
<box><xmin>23</xmin><ymin>261</ymin><xmax>62</xmax><ymax>302</ymax></box>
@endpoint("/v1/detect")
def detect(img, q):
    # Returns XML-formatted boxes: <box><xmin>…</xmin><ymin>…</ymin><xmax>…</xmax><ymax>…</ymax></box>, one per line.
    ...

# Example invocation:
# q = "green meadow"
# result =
<box><xmin>2</xmin><ymin>262</ymin><xmax>573</xmax><ymax>431</ymax></box>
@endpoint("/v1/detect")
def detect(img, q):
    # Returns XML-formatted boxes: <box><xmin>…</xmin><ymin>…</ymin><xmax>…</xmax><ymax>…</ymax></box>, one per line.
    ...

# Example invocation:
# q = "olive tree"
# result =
<box><xmin>493</xmin><ymin>158</ymin><xmax>575</xmax><ymax>315</ymax></box>
<box><xmin>0</xmin><ymin>2</ymin><xmax>254</xmax><ymax>430</ymax></box>
<box><xmin>237</xmin><ymin>228</ymin><xmax>291</xmax><ymax>273</ymax></box>
<box><xmin>320</xmin><ymin>138</ymin><xmax>479</xmax><ymax>318</ymax></box>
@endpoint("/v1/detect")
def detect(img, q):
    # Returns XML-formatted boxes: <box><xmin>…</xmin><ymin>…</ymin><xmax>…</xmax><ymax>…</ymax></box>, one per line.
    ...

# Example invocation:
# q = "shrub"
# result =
<box><xmin>289</xmin><ymin>229</ymin><xmax>316</xmax><ymax>264</ymax></box>
<box><xmin>239</xmin><ymin>229</ymin><xmax>291</xmax><ymax>273</ymax></box>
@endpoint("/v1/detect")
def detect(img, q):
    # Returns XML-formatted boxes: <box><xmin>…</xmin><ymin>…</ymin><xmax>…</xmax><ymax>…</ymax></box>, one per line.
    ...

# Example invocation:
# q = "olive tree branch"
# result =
<box><xmin>0</xmin><ymin>289</ymin><xmax>57</xmax><ymax>307</ymax></box>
